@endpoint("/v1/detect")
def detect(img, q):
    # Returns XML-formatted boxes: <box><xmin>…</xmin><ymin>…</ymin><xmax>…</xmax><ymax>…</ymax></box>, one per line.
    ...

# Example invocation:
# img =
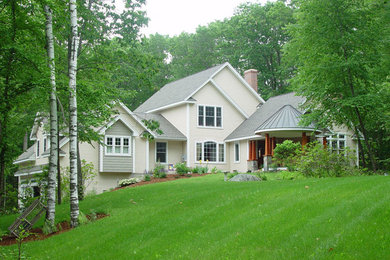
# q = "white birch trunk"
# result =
<box><xmin>44</xmin><ymin>5</ymin><xmax>57</xmax><ymax>229</ymax></box>
<box><xmin>69</xmin><ymin>0</ymin><xmax>79</xmax><ymax>228</ymax></box>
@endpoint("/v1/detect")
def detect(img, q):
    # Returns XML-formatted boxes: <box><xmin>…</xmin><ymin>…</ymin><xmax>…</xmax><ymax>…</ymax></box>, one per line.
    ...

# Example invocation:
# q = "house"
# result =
<box><xmin>14</xmin><ymin>62</ymin><xmax>359</xmax><ymax>198</ymax></box>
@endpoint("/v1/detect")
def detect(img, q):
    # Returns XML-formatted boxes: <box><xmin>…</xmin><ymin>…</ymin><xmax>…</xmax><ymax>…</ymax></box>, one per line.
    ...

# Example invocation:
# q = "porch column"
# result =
<box><xmin>252</xmin><ymin>141</ymin><xmax>256</xmax><ymax>160</ymax></box>
<box><xmin>248</xmin><ymin>141</ymin><xmax>253</xmax><ymax>160</ymax></box>
<box><xmin>264</xmin><ymin>134</ymin><xmax>272</xmax><ymax>171</ymax></box>
<box><xmin>322</xmin><ymin>137</ymin><xmax>327</xmax><ymax>149</ymax></box>
<box><xmin>301</xmin><ymin>132</ymin><xmax>308</xmax><ymax>150</ymax></box>
<box><xmin>265</xmin><ymin>134</ymin><xmax>270</xmax><ymax>156</ymax></box>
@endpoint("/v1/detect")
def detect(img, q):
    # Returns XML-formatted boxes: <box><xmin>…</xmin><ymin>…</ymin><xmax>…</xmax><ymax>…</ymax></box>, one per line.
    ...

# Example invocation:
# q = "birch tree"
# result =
<box><xmin>68</xmin><ymin>0</ymin><xmax>79</xmax><ymax>228</ymax></box>
<box><xmin>44</xmin><ymin>3</ymin><xmax>58</xmax><ymax>231</ymax></box>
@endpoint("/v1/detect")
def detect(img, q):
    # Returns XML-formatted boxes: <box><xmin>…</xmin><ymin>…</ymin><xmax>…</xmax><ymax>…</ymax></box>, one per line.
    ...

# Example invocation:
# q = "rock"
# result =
<box><xmin>229</xmin><ymin>174</ymin><xmax>261</xmax><ymax>182</ymax></box>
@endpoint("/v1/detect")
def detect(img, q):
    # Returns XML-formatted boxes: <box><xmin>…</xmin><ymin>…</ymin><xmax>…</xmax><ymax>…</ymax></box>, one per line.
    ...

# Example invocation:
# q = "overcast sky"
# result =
<box><xmin>140</xmin><ymin>0</ymin><xmax>272</xmax><ymax>37</ymax></box>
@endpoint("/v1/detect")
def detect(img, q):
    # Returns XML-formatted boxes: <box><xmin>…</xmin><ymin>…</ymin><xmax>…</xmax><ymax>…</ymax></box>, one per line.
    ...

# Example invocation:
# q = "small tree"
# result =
<box><xmin>272</xmin><ymin>140</ymin><xmax>301</xmax><ymax>171</ymax></box>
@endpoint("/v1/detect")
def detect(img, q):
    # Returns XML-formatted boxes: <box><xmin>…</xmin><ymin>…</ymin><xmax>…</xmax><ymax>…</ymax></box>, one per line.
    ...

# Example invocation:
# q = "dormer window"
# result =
<box><xmin>198</xmin><ymin>105</ymin><xmax>222</xmax><ymax>128</ymax></box>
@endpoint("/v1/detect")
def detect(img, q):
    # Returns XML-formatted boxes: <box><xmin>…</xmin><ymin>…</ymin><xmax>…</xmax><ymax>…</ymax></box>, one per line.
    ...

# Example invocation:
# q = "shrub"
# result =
<box><xmin>255</xmin><ymin>172</ymin><xmax>268</xmax><ymax>181</ymax></box>
<box><xmin>227</xmin><ymin>172</ymin><xmax>238</xmax><ymax>179</ymax></box>
<box><xmin>144</xmin><ymin>175</ymin><xmax>151</xmax><ymax>181</ymax></box>
<box><xmin>175</xmin><ymin>162</ymin><xmax>190</xmax><ymax>176</ymax></box>
<box><xmin>153</xmin><ymin>164</ymin><xmax>166</xmax><ymax>178</ymax></box>
<box><xmin>297</xmin><ymin>142</ymin><xmax>359</xmax><ymax>178</ymax></box>
<box><xmin>211</xmin><ymin>167</ymin><xmax>222</xmax><ymax>174</ymax></box>
<box><xmin>273</xmin><ymin>140</ymin><xmax>302</xmax><ymax>171</ymax></box>
<box><xmin>193</xmin><ymin>166</ymin><xmax>208</xmax><ymax>174</ymax></box>
<box><xmin>118</xmin><ymin>178</ymin><xmax>140</xmax><ymax>187</ymax></box>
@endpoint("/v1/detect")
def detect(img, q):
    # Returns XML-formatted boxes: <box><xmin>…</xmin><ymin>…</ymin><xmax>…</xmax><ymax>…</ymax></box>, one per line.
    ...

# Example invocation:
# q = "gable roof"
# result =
<box><xmin>225</xmin><ymin>92</ymin><xmax>306</xmax><ymax>141</ymax></box>
<box><xmin>14</xmin><ymin>145</ymin><xmax>36</xmax><ymax>164</ymax></box>
<box><xmin>135</xmin><ymin>63</ymin><xmax>264</xmax><ymax>113</ymax></box>
<box><xmin>255</xmin><ymin>105</ymin><xmax>316</xmax><ymax>134</ymax></box>
<box><xmin>133</xmin><ymin>113</ymin><xmax>187</xmax><ymax>141</ymax></box>
<box><xmin>135</xmin><ymin>64</ymin><xmax>225</xmax><ymax>113</ymax></box>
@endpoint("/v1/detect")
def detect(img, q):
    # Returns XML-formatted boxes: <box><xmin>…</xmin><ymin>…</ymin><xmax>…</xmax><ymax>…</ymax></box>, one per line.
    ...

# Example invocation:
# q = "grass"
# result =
<box><xmin>1</xmin><ymin>173</ymin><xmax>390</xmax><ymax>259</ymax></box>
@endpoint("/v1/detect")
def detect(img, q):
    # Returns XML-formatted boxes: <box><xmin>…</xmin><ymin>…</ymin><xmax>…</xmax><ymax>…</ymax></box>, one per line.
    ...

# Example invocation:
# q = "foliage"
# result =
<box><xmin>255</xmin><ymin>172</ymin><xmax>268</xmax><ymax>181</ymax></box>
<box><xmin>296</xmin><ymin>143</ymin><xmax>359</xmax><ymax>178</ymax></box>
<box><xmin>272</xmin><ymin>140</ymin><xmax>302</xmax><ymax>171</ymax></box>
<box><xmin>144</xmin><ymin>175</ymin><xmax>151</xmax><ymax>181</ymax></box>
<box><xmin>227</xmin><ymin>172</ymin><xmax>239</xmax><ymax>180</ymax></box>
<box><xmin>78</xmin><ymin>211</ymin><xmax>89</xmax><ymax>226</ymax></box>
<box><xmin>144</xmin><ymin>1</ymin><xmax>295</xmax><ymax>98</ymax></box>
<box><xmin>153</xmin><ymin>164</ymin><xmax>166</xmax><ymax>178</ymax></box>
<box><xmin>286</xmin><ymin>0</ymin><xmax>390</xmax><ymax>170</ymax></box>
<box><xmin>16</xmin><ymin>221</ymin><xmax>34</xmax><ymax>260</ymax></box>
<box><xmin>192</xmin><ymin>166</ymin><xmax>208</xmax><ymax>174</ymax></box>
<box><xmin>118</xmin><ymin>178</ymin><xmax>140</xmax><ymax>187</ymax></box>
<box><xmin>211</xmin><ymin>167</ymin><xmax>222</xmax><ymax>174</ymax></box>
<box><xmin>42</xmin><ymin>219</ymin><xmax>57</xmax><ymax>235</ymax></box>
<box><xmin>61</xmin><ymin>160</ymin><xmax>97</xmax><ymax>201</ymax></box>
<box><xmin>280</xmin><ymin>171</ymin><xmax>305</xmax><ymax>180</ymax></box>
<box><xmin>175</xmin><ymin>163</ymin><xmax>190</xmax><ymax>176</ymax></box>
<box><xmin>141</xmin><ymin>119</ymin><xmax>164</xmax><ymax>140</ymax></box>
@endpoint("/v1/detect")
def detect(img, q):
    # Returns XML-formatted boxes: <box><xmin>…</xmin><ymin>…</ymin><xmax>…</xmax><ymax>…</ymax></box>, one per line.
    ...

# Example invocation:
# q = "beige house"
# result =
<box><xmin>14</xmin><ymin>63</ymin><xmax>359</xmax><ymax>197</ymax></box>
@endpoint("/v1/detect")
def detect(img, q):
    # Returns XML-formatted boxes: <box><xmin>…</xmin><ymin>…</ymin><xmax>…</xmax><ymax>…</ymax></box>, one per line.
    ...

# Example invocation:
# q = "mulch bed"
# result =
<box><xmin>113</xmin><ymin>173</ymin><xmax>212</xmax><ymax>191</ymax></box>
<box><xmin>0</xmin><ymin>213</ymin><xmax>108</xmax><ymax>246</ymax></box>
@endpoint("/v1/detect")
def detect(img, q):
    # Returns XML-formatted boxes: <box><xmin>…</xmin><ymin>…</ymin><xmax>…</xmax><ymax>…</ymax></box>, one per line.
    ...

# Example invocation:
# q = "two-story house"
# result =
<box><xmin>14</xmin><ymin>62</ymin><xmax>359</xmax><ymax>197</ymax></box>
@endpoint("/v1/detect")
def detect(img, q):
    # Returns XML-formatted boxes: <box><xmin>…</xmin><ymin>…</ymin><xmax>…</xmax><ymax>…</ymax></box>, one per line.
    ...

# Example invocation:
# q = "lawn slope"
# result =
<box><xmin>1</xmin><ymin>174</ymin><xmax>390</xmax><ymax>259</ymax></box>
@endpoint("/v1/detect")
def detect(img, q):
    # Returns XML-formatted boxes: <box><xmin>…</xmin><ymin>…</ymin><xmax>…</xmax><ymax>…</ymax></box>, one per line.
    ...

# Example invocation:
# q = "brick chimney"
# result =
<box><xmin>244</xmin><ymin>69</ymin><xmax>258</xmax><ymax>93</ymax></box>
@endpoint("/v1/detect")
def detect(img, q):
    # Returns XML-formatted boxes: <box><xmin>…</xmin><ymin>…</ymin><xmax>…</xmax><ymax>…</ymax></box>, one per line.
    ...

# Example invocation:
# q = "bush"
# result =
<box><xmin>255</xmin><ymin>172</ymin><xmax>268</xmax><ymax>181</ymax></box>
<box><xmin>297</xmin><ymin>142</ymin><xmax>359</xmax><ymax>178</ymax></box>
<box><xmin>144</xmin><ymin>175</ymin><xmax>151</xmax><ymax>181</ymax></box>
<box><xmin>153</xmin><ymin>164</ymin><xmax>166</xmax><ymax>178</ymax></box>
<box><xmin>227</xmin><ymin>172</ymin><xmax>238</xmax><ymax>179</ymax></box>
<box><xmin>211</xmin><ymin>167</ymin><xmax>222</xmax><ymax>174</ymax></box>
<box><xmin>175</xmin><ymin>162</ymin><xmax>190</xmax><ymax>176</ymax></box>
<box><xmin>118</xmin><ymin>178</ymin><xmax>140</xmax><ymax>187</ymax></box>
<box><xmin>273</xmin><ymin>140</ymin><xmax>302</xmax><ymax>171</ymax></box>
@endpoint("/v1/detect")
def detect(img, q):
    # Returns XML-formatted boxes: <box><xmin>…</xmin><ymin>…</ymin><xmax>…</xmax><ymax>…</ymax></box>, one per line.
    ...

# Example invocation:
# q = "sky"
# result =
<box><xmin>140</xmin><ymin>0</ymin><xmax>271</xmax><ymax>37</ymax></box>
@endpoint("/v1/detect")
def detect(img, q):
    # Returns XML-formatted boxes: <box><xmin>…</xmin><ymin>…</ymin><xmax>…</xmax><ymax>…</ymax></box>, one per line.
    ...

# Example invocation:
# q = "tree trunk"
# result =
<box><xmin>77</xmin><ymin>141</ymin><xmax>83</xmax><ymax>200</ymax></box>
<box><xmin>69</xmin><ymin>0</ymin><xmax>79</xmax><ymax>228</ymax></box>
<box><xmin>44</xmin><ymin>4</ymin><xmax>58</xmax><ymax>229</ymax></box>
<box><xmin>57</xmin><ymin>110</ymin><xmax>61</xmax><ymax>205</ymax></box>
<box><xmin>0</xmin><ymin>0</ymin><xmax>16</xmax><ymax>210</ymax></box>
<box><xmin>354</xmin><ymin>126</ymin><xmax>366</xmax><ymax>168</ymax></box>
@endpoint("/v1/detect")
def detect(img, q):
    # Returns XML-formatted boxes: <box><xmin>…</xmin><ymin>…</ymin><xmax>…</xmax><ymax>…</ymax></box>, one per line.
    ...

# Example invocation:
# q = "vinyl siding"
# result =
<box><xmin>102</xmin><ymin>121</ymin><xmax>134</xmax><ymax>173</ymax></box>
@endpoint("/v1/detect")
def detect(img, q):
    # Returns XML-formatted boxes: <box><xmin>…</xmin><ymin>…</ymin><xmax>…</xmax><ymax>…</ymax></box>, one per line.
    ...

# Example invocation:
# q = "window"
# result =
<box><xmin>195</xmin><ymin>141</ymin><xmax>225</xmax><ymax>163</ymax></box>
<box><xmin>105</xmin><ymin>136</ymin><xmax>131</xmax><ymax>155</ymax></box>
<box><xmin>234</xmin><ymin>142</ymin><xmax>240</xmax><ymax>162</ymax></box>
<box><xmin>156</xmin><ymin>142</ymin><xmax>167</xmax><ymax>163</ymax></box>
<box><xmin>36</xmin><ymin>140</ymin><xmax>40</xmax><ymax>157</ymax></box>
<box><xmin>43</xmin><ymin>137</ymin><xmax>47</xmax><ymax>152</ymax></box>
<box><xmin>326</xmin><ymin>133</ymin><xmax>346</xmax><ymax>154</ymax></box>
<box><xmin>198</xmin><ymin>105</ymin><xmax>222</xmax><ymax>127</ymax></box>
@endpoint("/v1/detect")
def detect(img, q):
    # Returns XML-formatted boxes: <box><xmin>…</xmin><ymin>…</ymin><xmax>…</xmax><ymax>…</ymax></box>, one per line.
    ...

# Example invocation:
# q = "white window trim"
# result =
<box><xmin>197</xmin><ymin>104</ymin><xmax>223</xmax><ymax>129</ymax></box>
<box><xmin>194</xmin><ymin>140</ymin><xmax>226</xmax><ymax>164</ymax></box>
<box><xmin>326</xmin><ymin>133</ymin><xmax>347</xmax><ymax>154</ymax></box>
<box><xmin>105</xmin><ymin>135</ymin><xmax>132</xmax><ymax>156</ymax></box>
<box><xmin>234</xmin><ymin>141</ymin><xmax>240</xmax><ymax>163</ymax></box>
<box><xmin>155</xmin><ymin>141</ymin><xmax>168</xmax><ymax>164</ymax></box>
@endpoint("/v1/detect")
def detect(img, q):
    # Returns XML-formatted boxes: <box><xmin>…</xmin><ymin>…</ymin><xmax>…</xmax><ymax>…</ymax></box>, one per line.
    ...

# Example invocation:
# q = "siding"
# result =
<box><xmin>102</xmin><ymin>120</ymin><xmax>134</xmax><ymax>173</ymax></box>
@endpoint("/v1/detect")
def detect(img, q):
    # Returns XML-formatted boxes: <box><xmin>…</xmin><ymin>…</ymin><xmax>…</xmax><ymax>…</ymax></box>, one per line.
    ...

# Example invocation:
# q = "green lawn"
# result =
<box><xmin>1</xmin><ymin>174</ymin><xmax>390</xmax><ymax>259</ymax></box>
